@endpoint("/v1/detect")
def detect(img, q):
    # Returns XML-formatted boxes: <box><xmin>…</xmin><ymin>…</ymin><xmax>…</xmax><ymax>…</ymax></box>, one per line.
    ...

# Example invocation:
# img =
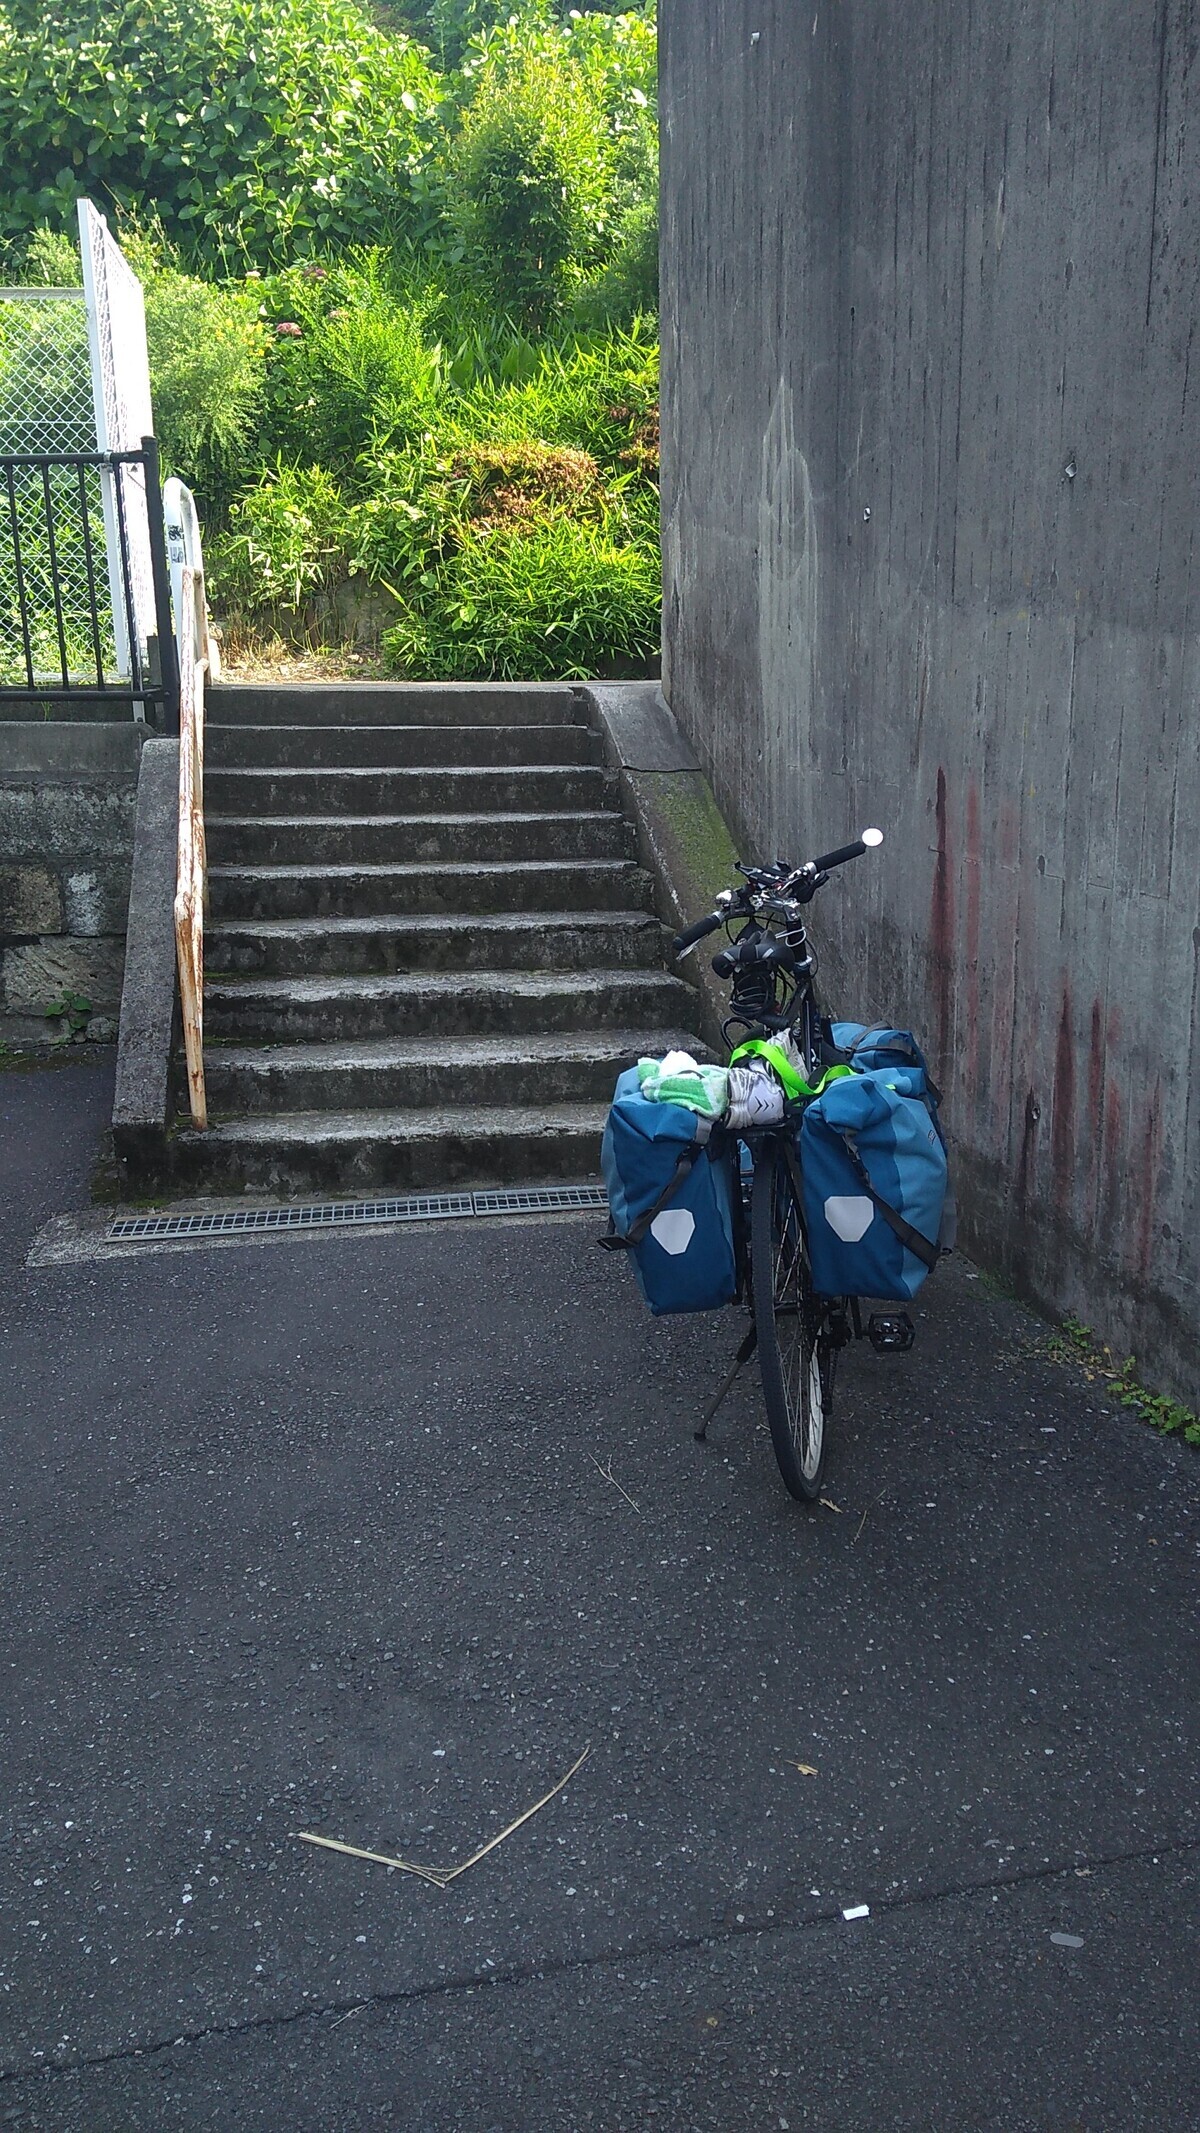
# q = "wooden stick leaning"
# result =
<box><xmin>294</xmin><ymin>1744</ymin><xmax>591</xmax><ymax>1888</ymax></box>
<box><xmin>174</xmin><ymin>565</ymin><xmax>208</xmax><ymax>1130</ymax></box>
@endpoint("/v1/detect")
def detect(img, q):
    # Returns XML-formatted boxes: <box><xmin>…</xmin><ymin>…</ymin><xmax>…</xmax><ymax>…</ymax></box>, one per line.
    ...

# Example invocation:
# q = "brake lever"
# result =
<box><xmin>784</xmin><ymin>868</ymin><xmax>828</xmax><ymax>906</ymax></box>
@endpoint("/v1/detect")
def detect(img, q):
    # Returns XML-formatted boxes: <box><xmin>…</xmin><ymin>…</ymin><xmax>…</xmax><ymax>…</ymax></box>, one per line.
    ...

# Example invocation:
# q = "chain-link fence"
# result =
<box><xmin>0</xmin><ymin>290</ymin><xmax>115</xmax><ymax>684</ymax></box>
<box><xmin>0</xmin><ymin>292</ymin><xmax>94</xmax><ymax>454</ymax></box>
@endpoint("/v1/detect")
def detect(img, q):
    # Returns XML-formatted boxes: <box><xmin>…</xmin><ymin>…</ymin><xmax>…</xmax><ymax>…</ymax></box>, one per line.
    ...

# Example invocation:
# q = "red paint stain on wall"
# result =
<box><xmin>1102</xmin><ymin>1080</ymin><xmax>1124</xmax><ymax>1243</ymax></box>
<box><xmin>931</xmin><ymin>767</ymin><xmax>955</xmax><ymax>1080</ymax></box>
<box><xmin>1051</xmin><ymin>984</ymin><xmax>1075</xmax><ymax>1218</ymax></box>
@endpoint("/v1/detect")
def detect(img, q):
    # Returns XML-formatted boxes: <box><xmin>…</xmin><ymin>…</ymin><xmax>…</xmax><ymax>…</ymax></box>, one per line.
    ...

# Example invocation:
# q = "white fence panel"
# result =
<box><xmin>78</xmin><ymin>200</ymin><xmax>156</xmax><ymax>682</ymax></box>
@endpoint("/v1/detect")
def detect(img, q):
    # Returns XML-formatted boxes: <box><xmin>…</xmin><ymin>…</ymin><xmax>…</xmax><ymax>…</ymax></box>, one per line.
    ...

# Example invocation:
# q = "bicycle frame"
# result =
<box><xmin>677</xmin><ymin>832</ymin><xmax>890</xmax><ymax>1489</ymax></box>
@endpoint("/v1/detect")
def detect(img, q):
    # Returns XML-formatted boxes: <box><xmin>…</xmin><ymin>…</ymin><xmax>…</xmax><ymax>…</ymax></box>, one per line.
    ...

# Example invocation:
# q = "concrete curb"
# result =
<box><xmin>0</xmin><ymin>722</ymin><xmax>147</xmax><ymax>775</ymax></box>
<box><xmin>112</xmin><ymin>740</ymin><xmax>179</xmax><ymax>1180</ymax></box>
<box><xmin>578</xmin><ymin>682</ymin><xmax>740</xmax><ymax>1052</ymax></box>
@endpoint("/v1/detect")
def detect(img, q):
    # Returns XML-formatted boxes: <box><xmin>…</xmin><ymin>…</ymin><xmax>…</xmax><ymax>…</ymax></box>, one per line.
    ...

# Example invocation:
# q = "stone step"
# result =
<box><xmin>0</xmin><ymin>696</ymin><xmax>138</xmax><ymax>722</ymax></box>
<box><xmin>207</xmin><ymin>722</ymin><xmax>603</xmax><ymax>770</ymax></box>
<box><xmin>204</xmin><ymin>967</ymin><xmax>698</xmax><ymax>1045</ymax></box>
<box><xmin>170</xmin><ymin>1102</ymin><xmax>611</xmax><ymax>1196</ymax></box>
<box><xmin>205</xmin><ymin>910</ymin><xmax>668</xmax><ymax>978</ymax></box>
<box><xmin>206</xmin><ymin>858</ymin><xmax>657</xmax><ymax>921</ymax></box>
<box><xmin>207</xmin><ymin>682</ymin><xmax>579</xmax><ymax>726</ymax></box>
<box><xmin>204</xmin><ymin>764</ymin><xmax>614</xmax><ymax>817</ymax></box>
<box><xmin>205</xmin><ymin>812</ymin><xmax>635</xmax><ymax>866</ymax></box>
<box><xmin>194</xmin><ymin>1027</ymin><xmax>705</xmax><ymax>1117</ymax></box>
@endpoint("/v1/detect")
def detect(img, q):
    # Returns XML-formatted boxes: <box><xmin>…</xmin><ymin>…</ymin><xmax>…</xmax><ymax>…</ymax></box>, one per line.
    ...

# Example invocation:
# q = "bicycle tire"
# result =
<box><xmin>751</xmin><ymin>1140</ymin><xmax>831</xmax><ymax>1501</ymax></box>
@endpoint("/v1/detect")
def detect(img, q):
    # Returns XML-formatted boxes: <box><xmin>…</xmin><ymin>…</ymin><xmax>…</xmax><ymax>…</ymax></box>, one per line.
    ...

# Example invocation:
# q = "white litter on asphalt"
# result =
<box><xmin>842</xmin><ymin>1904</ymin><xmax>870</xmax><ymax>1921</ymax></box>
<box><xmin>1050</xmin><ymin>1931</ymin><xmax>1084</xmax><ymax>1948</ymax></box>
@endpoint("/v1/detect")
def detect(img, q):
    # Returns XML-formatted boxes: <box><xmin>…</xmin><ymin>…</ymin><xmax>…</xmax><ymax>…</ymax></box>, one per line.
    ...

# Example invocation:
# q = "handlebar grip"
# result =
<box><xmin>672</xmin><ymin>910</ymin><xmax>723</xmax><ymax>955</ymax></box>
<box><xmin>811</xmin><ymin>837</ymin><xmax>868</xmax><ymax>873</ymax></box>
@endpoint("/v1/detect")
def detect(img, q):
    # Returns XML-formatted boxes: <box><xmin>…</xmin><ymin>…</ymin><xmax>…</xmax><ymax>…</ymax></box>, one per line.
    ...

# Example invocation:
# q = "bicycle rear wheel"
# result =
<box><xmin>751</xmin><ymin>1141</ymin><xmax>831</xmax><ymax>1500</ymax></box>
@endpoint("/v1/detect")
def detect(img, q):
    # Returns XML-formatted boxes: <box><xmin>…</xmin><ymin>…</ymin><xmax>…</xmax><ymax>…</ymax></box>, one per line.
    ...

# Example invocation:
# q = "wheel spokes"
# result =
<box><xmin>770</xmin><ymin>1177</ymin><xmax>824</xmax><ymax>1475</ymax></box>
<box><xmin>753</xmin><ymin>1142</ymin><xmax>832</xmax><ymax>1498</ymax></box>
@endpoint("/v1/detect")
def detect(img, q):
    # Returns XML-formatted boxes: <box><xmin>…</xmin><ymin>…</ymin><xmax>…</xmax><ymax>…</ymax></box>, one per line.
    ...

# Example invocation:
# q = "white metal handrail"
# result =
<box><xmin>166</xmin><ymin>480</ymin><xmax>219</xmax><ymax>1131</ymax></box>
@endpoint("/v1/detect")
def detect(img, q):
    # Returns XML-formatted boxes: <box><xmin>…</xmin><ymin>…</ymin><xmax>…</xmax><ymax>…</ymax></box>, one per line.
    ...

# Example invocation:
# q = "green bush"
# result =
<box><xmin>345</xmin><ymin>435</ymin><xmax>606</xmax><ymax>584</ymax></box>
<box><xmin>382</xmin><ymin>509</ymin><xmax>659</xmax><ymax>679</ymax></box>
<box><xmin>417</xmin><ymin>0</ymin><xmax>521</xmax><ymax>71</ymax></box>
<box><xmin>0</xmin><ymin>0</ymin><xmax>438</xmax><ymax>268</ymax></box>
<box><xmin>388</xmin><ymin>3</ymin><xmax>656</xmax><ymax>82</ymax></box>
<box><xmin>449</xmin><ymin>46</ymin><xmax>613</xmax><ymax>325</ymax></box>
<box><xmin>1</xmin><ymin>4</ymin><xmax>665</xmax><ymax>683</ymax></box>
<box><xmin>207</xmin><ymin>463</ymin><xmax>348</xmax><ymax>614</ymax></box>
<box><xmin>142</xmin><ymin>271</ymin><xmax>268</xmax><ymax>506</ymax></box>
<box><xmin>251</xmin><ymin>252</ymin><xmax>448</xmax><ymax>467</ymax></box>
<box><xmin>344</xmin><ymin>482</ymin><xmax>444</xmax><ymax>600</ymax></box>
<box><xmin>572</xmin><ymin>196</ymin><xmax>658</xmax><ymax>326</ymax></box>
<box><xmin>14</xmin><ymin>226</ymin><xmax>81</xmax><ymax>286</ymax></box>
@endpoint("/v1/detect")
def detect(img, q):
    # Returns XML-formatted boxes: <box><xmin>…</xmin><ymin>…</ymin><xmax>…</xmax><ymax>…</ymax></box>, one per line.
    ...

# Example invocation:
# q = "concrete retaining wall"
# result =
<box><xmin>580</xmin><ymin>682</ymin><xmax>739</xmax><ymax>1051</ymax></box>
<box><xmin>660</xmin><ymin>0</ymin><xmax>1200</xmax><ymax>1400</ymax></box>
<box><xmin>0</xmin><ymin>724</ymin><xmax>144</xmax><ymax>1047</ymax></box>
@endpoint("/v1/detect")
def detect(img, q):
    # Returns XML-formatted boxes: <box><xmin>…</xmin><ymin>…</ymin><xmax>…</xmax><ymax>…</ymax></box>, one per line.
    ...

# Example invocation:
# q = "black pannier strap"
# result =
<box><xmin>830</xmin><ymin>1124</ymin><xmax>940</xmax><ymax>1272</ymax></box>
<box><xmin>598</xmin><ymin>1119</ymin><xmax>713</xmax><ymax>1252</ymax></box>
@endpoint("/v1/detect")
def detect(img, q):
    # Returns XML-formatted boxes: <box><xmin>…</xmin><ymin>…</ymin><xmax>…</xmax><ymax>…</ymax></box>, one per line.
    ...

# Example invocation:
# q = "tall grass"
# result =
<box><xmin>383</xmin><ymin>511</ymin><xmax>660</xmax><ymax>679</ymax></box>
<box><xmin>201</xmin><ymin>257</ymin><xmax>662</xmax><ymax>677</ymax></box>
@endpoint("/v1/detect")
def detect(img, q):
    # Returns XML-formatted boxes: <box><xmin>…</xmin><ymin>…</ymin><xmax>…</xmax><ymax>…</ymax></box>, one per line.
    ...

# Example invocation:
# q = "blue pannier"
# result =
<box><xmin>600</xmin><ymin>1066</ymin><xmax>737</xmax><ymax>1315</ymax></box>
<box><xmin>799</xmin><ymin>1065</ymin><xmax>948</xmax><ymax>1301</ymax></box>
<box><xmin>829</xmin><ymin>1022</ymin><xmax>941</xmax><ymax>1101</ymax></box>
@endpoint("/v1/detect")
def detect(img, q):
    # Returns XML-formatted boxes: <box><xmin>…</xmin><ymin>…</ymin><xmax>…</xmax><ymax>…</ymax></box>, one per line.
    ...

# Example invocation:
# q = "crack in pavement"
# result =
<box><xmin>3</xmin><ymin>1829</ymin><xmax>1197</xmax><ymax>2087</ymax></box>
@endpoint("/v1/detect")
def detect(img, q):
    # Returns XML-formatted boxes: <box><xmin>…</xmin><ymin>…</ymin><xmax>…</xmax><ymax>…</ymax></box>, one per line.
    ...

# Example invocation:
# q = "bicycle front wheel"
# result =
<box><xmin>751</xmin><ymin>1141</ymin><xmax>830</xmax><ymax>1501</ymax></box>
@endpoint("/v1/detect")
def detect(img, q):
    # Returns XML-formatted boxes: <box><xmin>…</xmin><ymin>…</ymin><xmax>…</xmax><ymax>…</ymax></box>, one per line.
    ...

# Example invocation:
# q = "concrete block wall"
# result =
<box><xmin>0</xmin><ymin>725</ymin><xmax>145</xmax><ymax>1046</ymax></box>
<box><xmin>660</xmin><ymin>0</ymin><xmax>1200</xmax><ymax>1402</ymax></box>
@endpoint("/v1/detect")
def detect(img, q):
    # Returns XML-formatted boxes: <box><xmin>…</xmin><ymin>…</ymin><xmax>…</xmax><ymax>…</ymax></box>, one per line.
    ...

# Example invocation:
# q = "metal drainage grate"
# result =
<box><xmin>473</xmin><ymin>1186</ymin><xmax>608</xmax><ymax>1216</ymax></box>
<box><xmin>107</xmin><ymin>1183</ymin><xmax>608</xmax><ymax>1244</ymax></box>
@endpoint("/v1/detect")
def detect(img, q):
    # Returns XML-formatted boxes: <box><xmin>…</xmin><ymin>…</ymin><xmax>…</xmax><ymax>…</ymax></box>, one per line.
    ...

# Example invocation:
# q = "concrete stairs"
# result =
<box><xmin>172</xmin><ymin>683</ymin><xmax>708</xmax><ymax>1195</ymax></box>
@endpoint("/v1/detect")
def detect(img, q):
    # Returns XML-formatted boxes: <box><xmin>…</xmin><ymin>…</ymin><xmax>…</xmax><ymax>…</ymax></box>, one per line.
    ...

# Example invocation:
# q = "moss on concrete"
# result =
<box><xmin>631</xmin><ymin>770</ymin><xmax>740</xmax><ymax>908</ymax></box>
<box><xmin>620</xmin><ymin>768</ymin><xmax>740</xmax><ymax>1051</ymax></box>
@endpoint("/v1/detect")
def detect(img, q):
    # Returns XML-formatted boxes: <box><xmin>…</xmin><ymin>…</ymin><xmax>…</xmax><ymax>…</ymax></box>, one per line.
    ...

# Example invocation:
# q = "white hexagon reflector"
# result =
<box><xmin>824</xmin><ymin>1195</ymin><xmax>874</xmax><ymax>1242</ymax></box>
<box><xmin>650</xmin><ymin>1209</ymin><xmax>696</xmax><ymax>1255</ymax></box>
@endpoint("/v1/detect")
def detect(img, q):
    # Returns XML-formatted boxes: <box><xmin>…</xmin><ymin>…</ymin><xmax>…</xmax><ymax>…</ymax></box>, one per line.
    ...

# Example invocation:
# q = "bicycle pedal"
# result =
<box><xmin>867</xmin><ymin>1311</ymin><xmax>915</xmax><ymax>1354</ymax></box>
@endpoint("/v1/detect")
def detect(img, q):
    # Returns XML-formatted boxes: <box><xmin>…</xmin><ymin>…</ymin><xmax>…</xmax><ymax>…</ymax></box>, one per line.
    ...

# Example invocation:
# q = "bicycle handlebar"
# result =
<box><xmin>672</xmin><ymin>830</ymin><xmax>883</xmax><ymax>959</ymax></box>
<box><xmin>809</xmin><ymin>828</ymin><xmax>884</xmax><ymax>874</ymax></box>
<box><xmin>672</xmin><ymin>909</ymin><xmax>724</xmax><ymax>955</ymax></box>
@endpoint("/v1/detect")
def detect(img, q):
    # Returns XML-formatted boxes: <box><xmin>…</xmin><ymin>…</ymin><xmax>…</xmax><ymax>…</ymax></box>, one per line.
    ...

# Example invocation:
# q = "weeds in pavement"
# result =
<box><xmin>40</xmin><ymin>992</ymin><xmax>94</xmax><ymax>1045</ymax></box>
<box><xmin>1046</xmin><ymin>1316</ymin><xmax>1200</xmax><ymax>1447</ymax></box>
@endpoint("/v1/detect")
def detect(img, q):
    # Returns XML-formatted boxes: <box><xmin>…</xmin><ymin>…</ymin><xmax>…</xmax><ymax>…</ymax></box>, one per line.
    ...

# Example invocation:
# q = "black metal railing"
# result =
<box><xmin>0</xmin><ymin>435</ymin><xmax>178</xmax><ymax>726</ymax></box>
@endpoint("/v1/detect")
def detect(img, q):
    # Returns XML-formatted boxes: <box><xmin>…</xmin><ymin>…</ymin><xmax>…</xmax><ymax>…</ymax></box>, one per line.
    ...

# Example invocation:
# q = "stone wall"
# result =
<box><xmin>660</xmin><ymin>0</ymin><xmax>1200</xmax><ymax>1402</ymax></box>
<box><xmin>0</xmin><ymin>724</ymin><xmax>144</xmax><ymax>1047</ymax></box>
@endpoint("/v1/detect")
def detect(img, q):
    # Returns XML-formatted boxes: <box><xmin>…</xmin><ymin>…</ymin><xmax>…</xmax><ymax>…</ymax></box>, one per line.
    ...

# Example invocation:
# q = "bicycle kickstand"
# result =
<box><xmin>695</xmin><ymin>1325</ymin><xmax>758</xmax><ymax>1441</ymax></box>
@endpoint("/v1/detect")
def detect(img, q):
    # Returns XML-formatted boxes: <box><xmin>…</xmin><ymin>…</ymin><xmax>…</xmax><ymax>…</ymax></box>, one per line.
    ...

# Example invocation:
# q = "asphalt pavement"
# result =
<box><xmin>1</xmin><ymin>1055</ymin><xmax>1198</xmax><ymax>2131</ymax></box>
